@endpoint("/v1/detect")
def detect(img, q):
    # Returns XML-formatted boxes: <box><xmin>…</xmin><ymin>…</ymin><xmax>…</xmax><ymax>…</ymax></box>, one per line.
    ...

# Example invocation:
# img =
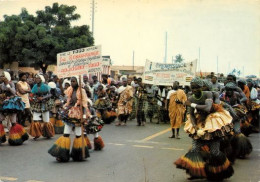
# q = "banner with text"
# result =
<box><xmin>57</xmin><ymin>45</ymin><xmax>102</xmax><ymax>78</ymax></box>
<box><xmin>143</xmin><ymin>60</ymin><xmax>197</xmax><ymax>86</ymax></box>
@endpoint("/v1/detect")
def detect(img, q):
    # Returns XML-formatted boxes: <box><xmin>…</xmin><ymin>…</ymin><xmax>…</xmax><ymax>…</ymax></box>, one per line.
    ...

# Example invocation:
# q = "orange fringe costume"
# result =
<box><xmin>175</xmin><ymin>104</ymin><xmax>234</xmax><ymax>180</ymax></box>
<box><xmin>48</xmin><ymin>86</ymin><xmax>90</xmax><ymax>162</ymax></box>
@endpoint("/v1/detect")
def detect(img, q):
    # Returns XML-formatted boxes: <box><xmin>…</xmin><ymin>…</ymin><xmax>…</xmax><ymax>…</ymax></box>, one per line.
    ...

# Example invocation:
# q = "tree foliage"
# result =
<box><xmin>0</xmin><ymin>3</ymin><xmax>94</xmax><ymax>71</ymax></box>
<box><xmin>174</xmin><ymin>54</ymin><xmax>184</xmax><ymax>63</ymax></box>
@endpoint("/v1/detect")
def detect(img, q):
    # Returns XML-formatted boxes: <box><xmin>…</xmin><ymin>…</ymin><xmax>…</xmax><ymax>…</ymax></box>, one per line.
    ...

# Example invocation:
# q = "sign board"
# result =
<box><xmin>102</xmin><ymin>57</ymin><xmax>111</xmax><ymax>66</ymax></box>
<box><xmin>143</xmin><ymin>60</ymin><xmax>197</xmax><ymax>86</ymax></box>
<box><xmin>57</xmin><ymin>45</ymin><xmax>102</xmax><ymax>78</ymax></box>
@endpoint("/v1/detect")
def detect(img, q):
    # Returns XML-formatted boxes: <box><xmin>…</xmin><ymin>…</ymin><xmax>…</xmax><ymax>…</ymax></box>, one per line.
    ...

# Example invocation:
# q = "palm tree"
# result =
<box><xmin>174</xmin><ymin>54</ymin><xmax>184</xmax><ymax>63</ymax></box>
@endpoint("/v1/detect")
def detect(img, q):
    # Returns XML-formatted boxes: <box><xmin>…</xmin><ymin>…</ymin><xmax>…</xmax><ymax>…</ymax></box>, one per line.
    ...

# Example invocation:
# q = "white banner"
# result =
<box><xmin>143</xmin><ymin>60</ymin><xmax>197</xmax><ymax>86</ymax></box>
<box><xmin>57</xmin><ymin>45</ymin><xmax>102</xmax><ymax>78</ymax></box>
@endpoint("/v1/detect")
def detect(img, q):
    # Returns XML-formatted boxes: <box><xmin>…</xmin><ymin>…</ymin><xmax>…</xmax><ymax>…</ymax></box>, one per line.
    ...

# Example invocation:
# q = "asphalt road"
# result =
<box><xmin>0</xmin><ymin>120</ymin><xmax>259</xmax><ymax>182</ymax></box>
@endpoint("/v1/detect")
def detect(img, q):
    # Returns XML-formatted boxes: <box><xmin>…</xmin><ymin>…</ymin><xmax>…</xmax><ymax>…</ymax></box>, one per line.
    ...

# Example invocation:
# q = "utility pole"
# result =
<box><xmin>164</xmin><ymin>32</ymin><xmax>167</xmax><ymax>63</ymax></box>
<box><xmin>91</xmin><ymin>0</ymin><xmax>95</xmax><ymax>37</ymax></box>
<box><xmin>217</xmin><ymin>56</ymin><xmax>218</xmax><ymax>74</ymax></box>
<box><xmin>228</xmin><ymin>62</ymin><xmax>230</xmax><ymax>74</ymax></box>
<box><xmin>198</xmin><ymin>47</ymin><xmax>201</xmax><ymax>72</ymax></box>
<box><xmin>132</xmin><ymin>51</ymin><xmax>135</xmax><ymax>70</ymax></box>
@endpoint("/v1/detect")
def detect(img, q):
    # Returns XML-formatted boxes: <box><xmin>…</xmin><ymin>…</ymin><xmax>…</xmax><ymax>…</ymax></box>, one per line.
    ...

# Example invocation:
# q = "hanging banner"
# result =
<box><xmin>57</xmin><ymin>45</ymin><xmax>102</xmax><ymax>78</ymax></box>
<box><xmin>143</xmin><ymin>59</ymin><xmax>197</xmax><ymax>86</ymax></box>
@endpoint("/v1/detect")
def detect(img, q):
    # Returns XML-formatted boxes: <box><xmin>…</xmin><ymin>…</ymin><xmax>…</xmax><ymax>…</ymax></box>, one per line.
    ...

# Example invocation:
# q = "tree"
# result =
<box><xmin>174</xmin><ymin>54</ymin><xmax>184</xmax><ymax>63</ymax></box>
<box><xmin>0</xmin><ymin>3</ymin><xmax>94</xmax><ymax>73</ymax></box>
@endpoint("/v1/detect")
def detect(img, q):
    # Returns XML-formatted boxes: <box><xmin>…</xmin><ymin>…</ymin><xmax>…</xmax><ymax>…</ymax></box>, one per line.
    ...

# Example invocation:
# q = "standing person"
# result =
<box><xmin>246</xmin><ymin>79</ymin><xmax>260</xmax><ymax>133</ymax></box>
<box><xmin>27</xmin><ymin>72</ymin><xmax>35</xmax><ymax>89</ymax></box>
<box><xmin>135</xmin><ymin>78</ymin><xmax>147</xmax><ymax>126</ymax></box>
<box><xmin>17</xmin><ymin>72</ymin><xmax>32</xmax><ymax>127</ymax></box>
<box><xmin>116</xmin><ymin>78</ymin><xmax>133</xmax><ymax>126</ymax></box>
<box><xmin>211</xmin><ymin>75</ymin><xmax>221</xmax><ymax>91</ymax></box>
<box><xmin>48</xmin><ymin>82</ymin><xmax>64</xmax><ymax>134</ymax></box>
<box><xmin>48</xmin><ymin>76</ymin><xmax>90</xmax><ymax>162</ymax></box>
<box><xmin>175</xmin><ymin>78</ymin><xmax>234</xmax><ymax>181</ymax></box>
<box><xmin>0</xmin><ymin>71</ymin><xmax>28</xmax><ymax>145</ymax></box>
<box><xmin>146</xmin><ymin>84</ymin><xmax>158</xmax><ymax>123</ymax></box>
<box><xmin>29</xmin><ymin>74</ymin><xmax>55</xmax><ymax>140</ymax></box>
<box><xmin>156</xmin><ymin>86</ymin><xmax>168</xmax><ymax>124</ymax></box>
<box><xmin>101</xmin><ymin>74</ymin><xmax>109</xmax><ymax>86</ymax></box>
<box><xmin>238</xmin><ymin>79</ymin><xmax>250</xmax><ymax>103</ymax></box>
<box><xmin>43</xmin><ymin>74</ymin><xmax>50</xmax><ymax>85</ymax></box>
<box><xmin>85</xmin><ymin>97</ymin><xmax>105</xmax><ymax>151</ymax></box>
<box><xmin>92</xmin><ymin>75</ymin><xmax>100</xmax><ymax>102</ymax></box>
<box><xmin>94</xmin><ymin>85</ymin><xmax>115</xmax><ymax>124</ymax></box>
<box><xmin>130</xmin><ymin>78</ymin><xmax>139</xmax><ymax>120</ymax></box>
<box><xmin>167</xmin><ymin>81</ymin><xmax>187</xmax><ymax>139</ymax></box>
<box><xmin>220</xmin><ymin>82</ymin><xmax>253</xmax><ymax>159</ymax></box>
<box><xmin>83</xmin><ymin>74</ymin><xmax>89</xmax><ymax>85</ymax></box>
<box><xmin>221</xmin><ymin>74</ymin><xmax>248</xmax><ymax>104</ymax></box>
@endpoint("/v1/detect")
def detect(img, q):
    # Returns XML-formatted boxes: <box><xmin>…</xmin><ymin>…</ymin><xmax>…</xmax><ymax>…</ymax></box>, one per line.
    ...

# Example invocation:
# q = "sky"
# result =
<box><xmin>0</xmin><ymin>0</ymin><xmax>259</xmax><ymax>77</ymax></box>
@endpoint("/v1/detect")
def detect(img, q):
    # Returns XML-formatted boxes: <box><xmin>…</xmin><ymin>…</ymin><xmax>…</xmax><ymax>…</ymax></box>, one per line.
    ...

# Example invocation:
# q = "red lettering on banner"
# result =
<box><xmin>68</xmin><ymin>51</ymin><xmax>99</xmax><ymax>61</ymax></box>
<box><xmin>156</xmin><ymin>73</ymin><xmax>170</xmax><ymax>78</ymax></box>
<box><xmin>176</xmin><ymin>73</ymin><xmax>187</xmax><ymax>78</ymax></box>
<box><xmin>60</xmin><ymin>65</ymin><xmax>85</xmax><ymax>73</ymax></box>
<box><xmin>88</xmin><ymin>62</ymin><xmax>100</xmax><ymax>68</ymax></box>
<box><xmin>60</xmin><ymin>57</ymin><xmax>66</xmax><ymax>62</ymax></box>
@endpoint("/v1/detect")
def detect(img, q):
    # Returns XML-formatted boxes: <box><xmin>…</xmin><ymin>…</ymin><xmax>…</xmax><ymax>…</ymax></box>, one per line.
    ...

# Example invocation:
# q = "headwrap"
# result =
<box><xmin>246</xmin><ymin>79</ymin><xmax>253</xmax><ymax>83</ymax></box>
<box><xmin>247</xmin><ymin>79</ymin><xmax>256</xmax><ymax>87</ymax></box>
<box><xmin>71</xmin><ymin>76</ymin><xmax>84</xmax><ymax>87</ymax></box>
<box><xmin>203</xmin><ymin>79</ymin><xmax>213</xmax><ymax>90</ymax></box>
<box><xmin>3</xmin><ymin>71</ymin><xmax>11</xmax><ymax>81</ymax></box>
<box><xmin>48</xmin><ymin>82</ymin><xmax>56</xmax><ymax>89</ymax></box>
<box><xmin>62</xmin><ymin>78</ymin><xmax>71</xmax><ymax>89</ymax></box>
<box><xmin>225</xmin><ymin>82</ymin><xmax>237</xmax><ymax>90</ymax></box>
<box><xmin>64</xmin><ymin>77</ymin><xmax>88</xmax><ymax>109</ymax></box>
<box><xmin>121</xmin><ymin>77</ymin><xmax>127</xmax><ymax>82</ymax></box>
<box><xmin>238</xmin><ymin>79</ymin><xmax>246</xmax><ymax>85</ymax></box>
<box><xmin>191</xmin><ymin>77</ymin><xmax>203</xmax><ymax>87</ymax></box>
<box><xmin>36</xmin><ymin>74</ymin><xmax>45</xmax><ymax>83</ymax></box>
<box><xmin>120</xmin><ymin>75</ymin><xmax>127</xmax><ymax>81</ymax></box>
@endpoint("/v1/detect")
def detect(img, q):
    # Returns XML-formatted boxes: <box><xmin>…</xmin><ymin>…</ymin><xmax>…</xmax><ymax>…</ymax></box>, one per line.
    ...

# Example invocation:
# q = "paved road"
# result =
<box><xmin>0</xmin><ymin>120</ymin><xmax>260</xmax><ymax>182</ymax></box>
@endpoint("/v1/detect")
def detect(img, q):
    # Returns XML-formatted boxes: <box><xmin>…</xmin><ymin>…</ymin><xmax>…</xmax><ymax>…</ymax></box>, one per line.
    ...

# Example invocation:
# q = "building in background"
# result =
<box><xmin>110</xmin><ymin>65</ymin><xmax>144</xmax><ymax>80</ymax></box>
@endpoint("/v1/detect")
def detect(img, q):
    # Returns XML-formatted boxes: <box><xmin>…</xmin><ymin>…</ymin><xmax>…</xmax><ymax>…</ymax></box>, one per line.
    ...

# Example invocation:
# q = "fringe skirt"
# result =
<box><xmin>8</xmin><ymin>123</ymin><xmax>29</xmax><ymax>145</ymax></box>
<box><xmin>0</xmin><ymin>123</ymin><xmax>6</xmax><ymax>144</ymax></box>
<box><xmin>48</xmin><ymin>136</ymin><xmax>71</xmax><ymax>162</ymax></box>
<box><xmin>184</xmin><ymin>110</ymin><xmax>233</xmax><ymax>140</ymax></box>
<box><xmin>71</xmin><ymin>137</ymin><xmax>90</xmax><ymax>161</ymax></box>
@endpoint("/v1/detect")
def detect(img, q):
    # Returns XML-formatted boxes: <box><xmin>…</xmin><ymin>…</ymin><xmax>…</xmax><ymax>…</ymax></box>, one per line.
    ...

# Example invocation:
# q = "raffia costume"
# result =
<box><xmin>48</xmin><ymin>82</ymin><xmax>64</xmax><ymax>134</ymax></box>
<box><xmin>94</xmin><ymin>90</ymin><xmax>116</xmax><ymax>124</ymax></box>
<box><xmin>0</xmin><ymin>72</ymin><xmax>28</xmax><ymax>146</ymax></box>
<box><xmin>175</xmin><ymin>90</ymin><xmax>234</xmax><ymax>181</ymax></box>
<box><xmin>220</xmin><ymin>82</ymin><xmax>253</xmax><ymax>159</ymax></box>
<box><xmin>29</xmin><ymin>80</ymin><xmax>55</xmax><ymax>139</ymax></box>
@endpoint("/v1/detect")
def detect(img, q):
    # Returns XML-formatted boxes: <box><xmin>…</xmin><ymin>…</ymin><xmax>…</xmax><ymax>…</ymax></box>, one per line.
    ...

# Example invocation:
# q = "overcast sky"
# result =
<box><xmin>0</xmin><ymin>0</ymin><xmax>259</xmax><ymax>76</ymax></box>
